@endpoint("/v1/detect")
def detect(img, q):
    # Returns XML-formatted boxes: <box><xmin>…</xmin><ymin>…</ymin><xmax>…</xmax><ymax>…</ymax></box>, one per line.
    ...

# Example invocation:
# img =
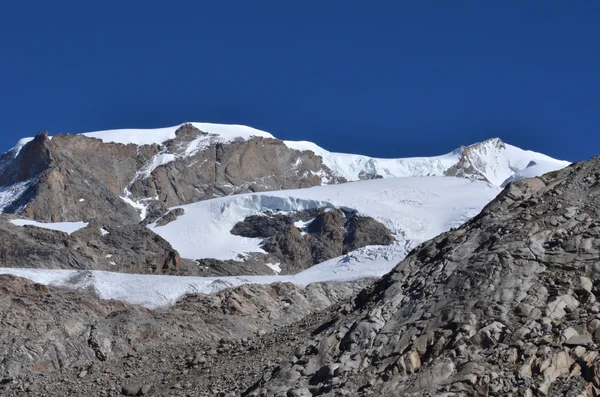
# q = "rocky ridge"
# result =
<box><xmin>0</xmin><ymin>124</ymin><xmax>341</xmax><ymax>223</ymax></box>
<box><xmin>246</xmin><ymin>158</ymin><xmax>600</xmax><ymax>396</ymax></box>
<box><xmin>215</xmin><ymin>208</ymin><xmax>395</xmax><ymax>276</ymax></box>
<box><xmin>0</xmin><ymin>215</ymin><xmax>187</xmax><ymax>275</ymax></box>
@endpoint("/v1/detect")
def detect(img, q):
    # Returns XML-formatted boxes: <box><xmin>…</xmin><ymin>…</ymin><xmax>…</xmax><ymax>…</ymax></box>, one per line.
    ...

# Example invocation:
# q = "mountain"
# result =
<box><xmin>0</xmin><ymin>121</ymin><xmax>577</xmax><ymax>396</ymax></box>
<box><xmin>0</xmin><ymin>122</ymin><xmax>570</xmax><ymax>302</ymax></box>
<box><xmin>0</xmin><ymin>142</ymin><xmax>596</xmax><ymax>396</ymax></box>
<box><xmin>0</xmin><ymin>123</ymin><xmax>568</xmax><ymax>225</ymax></box>
<box><xmin>0</xmin><ymin>124</ymin><xmax>341</xmax><ymax>223</ymax></box>
<box><xmin>285</xmin><ymin>136</ymin><xmax>569</xmax><ymax>185</ymax></box>
<box><xmin>0</xmin><ymin>176</ymin><xmax>500</xmax><ymax>307</ymax></box>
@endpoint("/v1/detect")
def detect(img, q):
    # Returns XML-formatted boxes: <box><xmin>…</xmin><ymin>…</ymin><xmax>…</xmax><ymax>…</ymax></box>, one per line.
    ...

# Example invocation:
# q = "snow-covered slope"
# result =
<box><xmin>0</xmin><ymin>176</ymin><xmax>499</xmax><ymax>308</ymax></box>
<box><xmin>148</xmin><ymin>176</ymin><xmax>500</xmax><ymax>261</ymax></box>
<box><xmin>81</xmin><ymin>122</ymin><xmax>274</xmax><ymax>145</ymax></box>
<box><xmin>284</xmin><ymin>137</ymin><xmax>570</xmax><ymax>185</ymax></box>
<box><xmin>445</xmin><ymin>138</ymin><xmax>571</xmax><ymax>186</ymax></box>
<box><xmin>284</xmin><ymin>140</ymin><xmax>462</xmax><ymax>180</ymax></box>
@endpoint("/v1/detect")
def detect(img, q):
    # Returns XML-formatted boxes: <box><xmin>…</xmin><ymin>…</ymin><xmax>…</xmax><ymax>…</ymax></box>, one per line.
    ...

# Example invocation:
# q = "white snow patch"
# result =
<box><xmin>81</xmin><ymin>126</ymin><xmax>178</xmax><ymax>146</ymax></box>
<box><xmin>10</xmin><ymin>219</ymin><xmax>88</xmax><ymax>235</ymax></box>
<box><xmin>136</xmin><ymin>153</ymin><xmax>176</xmax><ymax>179</ymax></box>
<box><xmin>78</xmin><ymin>122</ymin><xmax>274</xmax><ymax>146</ymax></box>
<box><xmin>0</xmin><ymin>180</ymin><xmax>33</xmax><ymax>212</ymax></box>
<box><xmin>120</xmin><ymin>188</ymin><xmax>155</xmax><ymax>221</ymax></box>
<box><xmin>265</xmin><ymin>263</ymin><xmax>282</xmax><ymax>275</ymax></box>
<box><xmin>12</xmin><ymin>138</ymin><xmax>34</xmax><ymax>156</ymax></box>
<box><xmin>501</xmin><ymin>159</ymin><xmax>568</xmax><ymax>187</ymax></box>
<box><xmin>294</xmin><ymin>218</ymin><xmax>314</xmax><ymax>235</ymax></box>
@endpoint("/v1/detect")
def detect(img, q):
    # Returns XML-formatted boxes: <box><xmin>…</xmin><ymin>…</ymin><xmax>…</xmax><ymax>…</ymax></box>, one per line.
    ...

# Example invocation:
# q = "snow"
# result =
<box><xmin>12</xmin><ymin>138</ymin><xmax>34</xmax><ymax>156</ymax></box>
<box><xmin>265</xmin><ymin>263</ymin><xmax>282</xmax><ymax>275</ymax></box>
<box><xmin>0</xmin><ymin>177</ymin><xmax>500</xmax><ymax>309</ymax></box>
<box><xmin>79</xmin><ymin>122</ymin><xmax>273</xmax><ymax>146</ymax></box>
<box><xmin>460</xmin><ymin>139</ymin><xmax>571</xmax><ymax>186</ymax></box>
<box><xmin>149</xmin><ymin>176</ymin><xmax>500</xmax><ymax>261</ymax></box>
<box><xmin>285</xmin><ymin>140</ymin><xmax>461</xmax><ymax>181</ymax></box>
<box><xmin>136</xmin><ymin>153</ymin><xmax>176</xmax><ymax>180</ymax></box>
<box><xmin>10</xmin><ymin>219</ymin><xmax>88</xmax><ymax>235</ymax></box>
<box><xmin>81</xmin><ymin>126</ymin><xmax>178</xmax><ymax>146</ymax></box>
<box><xmin>0</xmin><ymin>251</ymin><xmax>400</xmax><ymax>309</ymax></box>
<box><xmin>0</xmin><ymin>180</ymin><xmax>33</xmax><ymax>212</ymax></box>
<box><xmin>294</xmin><ymin>219</ymin><xmax>314</xmax><ymax>235</ymax></box>
<box><xmin>501</xmin><ymin>159</ymin><xmax>568</xmax><ymax>187</ymax></box>
<box><xmin>284</xmin><ymin>137</ymin><xmax>569</xmax><ymax>186</ymax></box>
<box><xmin>0</xmin><ymin>234</ymin><xmax>466</xmax><ymax>309</ymax></box>
<box><xmin>120</xmin><ymin>189</ymin><xmax>153</xmax><ymax>221</ymax></box>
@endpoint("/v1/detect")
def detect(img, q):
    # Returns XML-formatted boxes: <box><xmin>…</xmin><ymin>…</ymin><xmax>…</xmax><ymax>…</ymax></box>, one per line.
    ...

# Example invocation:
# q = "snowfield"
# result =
<box><xmin>83</xmin><ymin>123</ymin><xmax>273</xmax><ymax>146</ymax></box>
<box><xmin>148</xmin><ymin>176</ymin><xmax>500</xmax><ymax>261</ymax></box>
<box><xmin>284</xmin><ymin>140</ymin><xmax>462</xmax><ymax>181</ymax></box>
<box><xmin>9</xmin><ymin>219</ymin><xmax>89</xmax><ymax>235</ymax></box>
<box><xmin>1</xmin><ymin>177</ymin><xmax>500</xmax><ymax>309</ymax></box>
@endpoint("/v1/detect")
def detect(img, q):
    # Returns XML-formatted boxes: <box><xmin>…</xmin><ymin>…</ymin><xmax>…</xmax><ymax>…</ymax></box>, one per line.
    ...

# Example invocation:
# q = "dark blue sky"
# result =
<box><xmin>1</xmin><ymin>1</ymin><xmax>598</xmax><ymax>161</ymax></box>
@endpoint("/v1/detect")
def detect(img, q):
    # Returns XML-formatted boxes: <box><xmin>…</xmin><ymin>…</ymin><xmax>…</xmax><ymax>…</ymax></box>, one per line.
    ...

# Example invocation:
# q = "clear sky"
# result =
<box><xmin>1</xmin><ymin>1</ymin><xmax>598</xmax><ymax>161</ymax></box>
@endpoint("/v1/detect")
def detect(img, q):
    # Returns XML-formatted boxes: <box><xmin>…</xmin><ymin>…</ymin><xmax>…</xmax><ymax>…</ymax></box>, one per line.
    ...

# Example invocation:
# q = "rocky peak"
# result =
<box><xmin>0</xmin><ymin>125</ymin><xmax>341</xmax><ymax>223</ymax></box>
<box><xmin>444</xmin><ymin>137</ymin><xmax>507</xmax><ymax>183</ymax></box>
<box><xmin>0</xmin><ymin>132</ymin><xmax>52</xmax><ymax>186</ymax></box>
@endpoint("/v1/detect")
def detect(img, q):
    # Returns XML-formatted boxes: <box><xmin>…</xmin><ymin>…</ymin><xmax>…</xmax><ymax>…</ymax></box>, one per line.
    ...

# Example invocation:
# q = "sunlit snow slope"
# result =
<box><xmin>0</xmin><ymin>177</ymin><xmax>500</xmax><ymax>309</ymax></box>
<box><xmin>148</xmin><ymin>176</ymin><xmax>499</xmax><ymax>261</ymax></box>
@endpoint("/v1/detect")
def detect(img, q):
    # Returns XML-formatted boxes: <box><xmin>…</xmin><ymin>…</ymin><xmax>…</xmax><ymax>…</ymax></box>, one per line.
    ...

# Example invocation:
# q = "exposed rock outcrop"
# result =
<box><xmin>0</xmin><ymin>216</ymin><xmax>183</xmax><ymax>275</ymax></box>
<box><xmin>228</xmin><ymin>208</ymin><xmax>395</xmax><ymax>275</ymax></box>
<box><xmin>0</xmin><ymin>124</ymin><xmax>341</xmax><ymax>223</ymax></box>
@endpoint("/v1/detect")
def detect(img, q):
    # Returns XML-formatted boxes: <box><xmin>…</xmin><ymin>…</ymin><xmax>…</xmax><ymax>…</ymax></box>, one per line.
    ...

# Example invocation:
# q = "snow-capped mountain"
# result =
<box><xmin>0</xmin><ymin>176</ymin><xmax>500</xmax><ymax>308</ymax></box>
<box><xmin>0</xmin><ymin>121</ymin><xmax>571</xmax><ymax>308</ymax></box>
<box><xmin>285</xmin><ymin>136</ymin><xmax>570</xmax><ymax>185</ymax></box>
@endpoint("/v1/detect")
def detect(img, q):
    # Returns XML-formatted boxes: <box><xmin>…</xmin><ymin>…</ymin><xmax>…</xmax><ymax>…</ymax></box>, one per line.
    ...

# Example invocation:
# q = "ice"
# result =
<box><xmin>149</xmin><ymin>176</ymin><xmax>501</xmax><ymax>261</ymax></box>
<box><xmin>10</xmin><ymin>219</ymin><xmax>88</xmax><ymax>235</ymax></box>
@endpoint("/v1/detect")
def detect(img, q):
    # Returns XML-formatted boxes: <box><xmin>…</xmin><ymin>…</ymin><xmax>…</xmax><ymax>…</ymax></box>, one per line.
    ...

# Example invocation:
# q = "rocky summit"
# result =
<box><xmin>0</xmin><ymin>122</ymin><xmax>583</xmax><ymax>396</ymax></box>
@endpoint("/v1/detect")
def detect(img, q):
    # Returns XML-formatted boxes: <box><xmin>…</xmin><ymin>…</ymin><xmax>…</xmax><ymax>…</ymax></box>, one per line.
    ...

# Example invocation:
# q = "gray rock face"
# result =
<box><xmin>0</xmin><ymin>216</ymin><xmax>182</xmax><ymax>275</ymax></box>
<box><xmin>245</xmin><ymin>158</ymin><xmax>600</xmax><ymax>396</ymax></box>
<box><xmin>130</xmin><ymin>124</ymin><xmax>343</xmax><ymax>211</ymax></box>
<box><xmin>0</xmin><ymin>124</ymin><xmax>341</xmax><ymax>223</ymax></box>
<box><xmin>229</xmin><ymin>208</ymin><xmax>395</xmax><ymax>274</ymax></box>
